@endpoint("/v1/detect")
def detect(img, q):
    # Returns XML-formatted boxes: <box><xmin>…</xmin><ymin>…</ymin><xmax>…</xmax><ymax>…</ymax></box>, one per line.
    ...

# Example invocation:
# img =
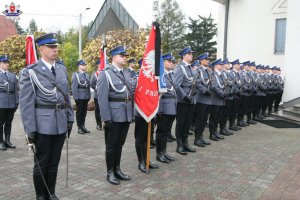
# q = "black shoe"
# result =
<box><xmin>5</xmin><ymin>141</ymin><xmax>16</xmax><ymax>149</ymax></box>
<box><xmin>199</xmin><ymin>138</ymin><xmax>210</xmax><ymax>145</ymax></box>
<box><xmin>242</xmin><ymin>121</ymin><xmax>250</xmax><ymax>126</ymax></box>
<box><xmin>0</xmin><ymin>142</ymin><xmax>7</xmax><ymax>151</ymax></box>
<box><xmin>234</xmin><ymin>125</ymin><xmax>241</xmax><ymax>130</ymax></box>
<box><xmin>169</xmin><ymin>134</ymin><xmax>176</xmax><ymax>141</ymax></box>
<box><xmin>47</xmin><ymin>194</ymin><xmax>59</xmax><ymax>200</ymax></box>
<box><xmin>209</xmin><ymin>135</ymin><xmax>219</xmax><ymax>141</ymax></box>
<box><xmin>37</xmin><ymin>196</ymin><xmax>46</xmax><ymax>200</ymax></box>
<box><xmin>229</xmin><ymin>126</ymin><xmax>239</xmax><ymax>131</ymax></box>
<box><xmin>194</xmin><ymin>140</ymin><xmax>206</xmax><ymax>147</ymax></box>
<box><xmin>96</xmin><ymin>125</ymin><xmax>102</xmax><ymax>131</ymax></box>
<box><xmin>114</xmin><ymin>167</ymin><xmax>131</xmax><ymax>181</ymax></box>
<box><xmin>156</xmin><ymin>154</ymin><xmax>170</xmax><ymax>163</ymax></box>
<box><xmin>215</xmin><ymin>133</ymin><xmax>225</xmax><ymax>140</ymax></box>
<box><xmin>149</xmin><ymin>161</ymin><xmax>159</xmax><ymax>169</ymax></box>
<box><xmin>78</xmin><ymin>128</ymin><xmax>85</xmax><ymax>134</ymax></box>
<box><xmin>176</xmin><ymin>147</ymin><xmax>187</xmax><ymax>155</ymax></box>
<box><xmin>188</xmin><ymin>130</ymin><xmax>193</xmax><ymax>135</ymax></box>
<box><xmin>237</xmin><ymin>122</ymin><xmax>246</xmax><ymax>127</ymax></box>
<box><xmin>224</xmin><ymin>128</ymin><xmax>234</xmax><ymax>135</ymax></box>
<box><xmin>183</xmin><ymin>144</ymin><xmax>196</xmax><ymax>152</ymax></box>
<box><xmin>150</xmin><ymin>144</ymin><xmax>154</xmax><ymax>149</ymax></box>
<box><xmin>164</xmin><ymin>152</ymin><xmax>175</xmax><ymax>161</ymax></box>
<box><xmin>81</xmin><ymin>126</ymin><xmax>90</xmax><ymax>133</ymax></box>
<box><xmin>167</xmin><ymin>137</ymin><xmax>173</xmax><ymax>142</ymax></box>
<box><xmin>220</xmin><ymin>130</ymin><xmax>230</xmax><ymax>136</ymax></box>
<box><xmin>107</xmin><ymin>170</ymin><xmax>120</xmax><ymax>185</ymax></box>
<box><xmin>138</xmin><ymin>163</ymin><xmax>149</xmax><ymax>174</ymax></box>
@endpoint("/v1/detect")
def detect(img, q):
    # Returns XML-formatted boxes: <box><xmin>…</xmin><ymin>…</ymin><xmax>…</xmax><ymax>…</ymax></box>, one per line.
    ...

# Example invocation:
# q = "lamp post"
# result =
<box><xmin>79</xmin><ymin>7</ymin><xmax>90</xmax><ymax>59</ymax></box>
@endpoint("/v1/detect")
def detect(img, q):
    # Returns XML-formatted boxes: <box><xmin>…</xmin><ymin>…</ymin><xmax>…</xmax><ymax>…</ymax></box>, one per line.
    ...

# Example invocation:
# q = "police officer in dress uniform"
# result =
<box><xmin>254</xmin><ymin>65</ymin><xmax>267</xmax><ymax>120</ymax></box>
<box><xmin>97</xmin><ymin>45</ymin><xmax>132</xmax><ymax>185</ymax></box>
<box><xmin>19</xmin><ymin>33</ymin><xmax>74</xmax><ymax>200</ymax></box>
<box><xmin>155</xmin><ymin>52</ymin><xmax>177</xmax><ymax>163</ymax></box>
<box><xmin>193</xmin><ymin>52</ymin><xmax>212</xmax><ymax>147</ymax></box>
<box><xmin>173</xmin><ymin>46</ymin><xmax>197</xmax><ymax>155</ymax></box>
<box><xmin>247</xmin><ymin>62</ymin><xmax>258</xmax><ymax>124</ymax></box>
<box><xmin>126</xmin><ymin>58</ymin><xmax>137</xmax><ymax>78</ymax></box>
<box><xmin>238</xmin><ymin>61</ymin><xmax>252</xmax><ymax>127</ymax></box>
<box><xmin>0</xmin><ymin>55</ymin><xmax>18</xmax><ymax>150</ymax></box>
<box><xmin>274</xmin><ymin>67</ymin><xmax>284</xmax><ymax>112</ymax></box>
<box><xmin>90</xmin><ymin>60</ymin><xmax>102</xmax><ymax>130</ymax></box>
<box><xmin>229</xmin><ymin>59</ymin><xmax>242</xmax><ymax>131</ymax></box>
<box><xmin>209</xmin><ymin>59</ymin><xmax>227</xmax><ymax>141</ymax></box>
<box><xmin>219</xmin><ymin>58</ymin><xmax>234</xmax><ymax>136</ymax></box>
<box><xmin>72</xmin><ymin>60</ymin><xmax>91</xmax><ymax>134</ymax></box>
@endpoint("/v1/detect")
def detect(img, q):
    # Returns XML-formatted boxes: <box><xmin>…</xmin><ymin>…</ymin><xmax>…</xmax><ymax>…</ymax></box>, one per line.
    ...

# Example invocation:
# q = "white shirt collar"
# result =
<box><xmin>183</xmin><ymin>61</ymin><xmax>190</xmax><ymax>66</ymax></box>
<box><xmin>112</xmin><ymin>64</ymin><xmax>123</xmax><ymax>72</ymax></box>
<box><xmin>0</xmin><ymin>69</ymin><xmax>7</xmax><ymax>73</ymax></box>
<box><xmin>41</xmin><ymin>59</ymin><xmax>56</xmax><ymax>71</ymax></box>
<box><xmin>215</xmin><ymin>70</ymin><xmax>222</xmax><ymax>75</ymax></box>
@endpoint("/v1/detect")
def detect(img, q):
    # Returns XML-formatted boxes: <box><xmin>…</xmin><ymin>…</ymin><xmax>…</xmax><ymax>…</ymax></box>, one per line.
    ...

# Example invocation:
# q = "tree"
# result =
<box><xmin>60</xmin><ymin>42</ymin><xmax>79</xmax><ymax>81</ymax></box>
<box><xmin>185</xmin><ymin>14</ymin><xmax>217</xmax><ymax>56</ymax></box>
<box><xmin>82</xmin><ymin>29</ymin><xmax>148</xmax><ymax>72</ymax></box>
<box><xmin>160</xmin><ymin>0</ymin><xmax>186</xmax><ymax>56</ymax></box>
<box><xmin>15</xmin><ymin>21</ymin><xmax>25</xmax><ymax>35</ymax></box>
<box><xmin>27</xmin><ymin>19</ymin><xmax>38</xmax><ymax>34</ymax></box>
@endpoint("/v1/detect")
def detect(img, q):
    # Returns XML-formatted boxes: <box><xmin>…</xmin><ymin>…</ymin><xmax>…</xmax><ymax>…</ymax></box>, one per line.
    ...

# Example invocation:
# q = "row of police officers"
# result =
<box><xmin>0</xmin><ymin>32</ymin><xmax>284</xmax><ymax>199</ymax></box>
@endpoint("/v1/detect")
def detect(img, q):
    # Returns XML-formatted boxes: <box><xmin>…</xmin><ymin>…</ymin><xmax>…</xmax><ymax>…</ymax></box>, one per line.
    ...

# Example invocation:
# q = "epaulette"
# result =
<box><xmin>102</xmin><ymin>67</ymin><xmax>110</xmax><ymax>71</ymax></box>
<box><xmin>56</xmin><ymin>60</ymin><xmax>65</xmax><ymax>66</ymax></box>
<box><xmin>26</xmin><ymin>63</ymin><xmax>37</xmax><ymax>69</ymax></box>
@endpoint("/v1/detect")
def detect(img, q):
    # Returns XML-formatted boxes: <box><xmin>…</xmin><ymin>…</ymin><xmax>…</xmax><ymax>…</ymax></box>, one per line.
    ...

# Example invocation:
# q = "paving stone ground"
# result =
<box><xmin>1</xmin><ymin>110</ymin><xmax>300</xmax><ymax>200</ymax></box>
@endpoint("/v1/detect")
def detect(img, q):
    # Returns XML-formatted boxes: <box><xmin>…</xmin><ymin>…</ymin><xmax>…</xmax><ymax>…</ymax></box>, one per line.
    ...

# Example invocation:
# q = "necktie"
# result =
<box><xmin>4</xmin><ymin>72</ymin><xmax>8</xmax><ymax>80</ymax></box>
<box><xmin>51</xmin><ymin>66</ymin><xmax>56</xmax><ymax>77</ymax></box>
<box><xmin>120</xmin><ymin>70</ymin><xmax>125</xmax><ymax>79</ymax></box>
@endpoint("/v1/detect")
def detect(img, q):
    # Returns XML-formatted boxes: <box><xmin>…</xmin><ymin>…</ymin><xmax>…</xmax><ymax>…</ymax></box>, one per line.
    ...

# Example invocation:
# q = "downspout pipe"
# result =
<box><xmin>223</xmin><ymin>0</ymin><xmax>230</xmax><ymax>59</ymax></box>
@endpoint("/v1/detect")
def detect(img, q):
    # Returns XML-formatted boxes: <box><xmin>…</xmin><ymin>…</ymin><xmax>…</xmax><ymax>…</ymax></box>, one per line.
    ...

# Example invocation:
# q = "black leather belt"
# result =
<box><xmin>35</xmin><ymin>104</ymin><xmax>67</xmax><ymax>110</ymax></box>
<box><xmin>162</xmin><ymin>96</ymin><xmax>176</xmax><ymax>99</ymax></box>
<box><xmin>78</xmin><ymin>86</ymin><xmax>87</xmax><ymax>89</ymax></box>
<box><xmin>0</xmin><ymin>90</ymin><xmax>14</xmax><ymax>94</ymax></box>
<box><xmin>109</xmin><ymin>97</ymin><xmax>131</xmax><ymax>102</ymax></box>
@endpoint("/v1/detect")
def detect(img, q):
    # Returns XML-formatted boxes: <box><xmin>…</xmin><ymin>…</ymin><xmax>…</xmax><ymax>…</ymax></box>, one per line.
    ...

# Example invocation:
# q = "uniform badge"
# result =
<box><xmin>42</xmin><ymin>66</ymin><xmax>46</xmax><ymax>71</ymax></box>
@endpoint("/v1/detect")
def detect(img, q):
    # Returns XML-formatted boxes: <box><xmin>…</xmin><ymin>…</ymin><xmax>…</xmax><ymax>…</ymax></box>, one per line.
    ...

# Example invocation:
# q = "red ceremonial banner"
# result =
<box><xmin>134</xmin><ymin>24</ymin><xmax>160</xmax><ymax>122</ymax></box>
<box><xmin>25</xmin><ymin>35</ymin><xmax>37</xmax><ymax>66</ymax></box>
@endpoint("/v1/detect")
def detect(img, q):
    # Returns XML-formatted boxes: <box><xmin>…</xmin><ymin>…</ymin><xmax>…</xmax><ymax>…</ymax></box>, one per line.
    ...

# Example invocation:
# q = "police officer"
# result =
<box><xmin>274</xmin><ymin>67</ymin><xmax>284</xmax><ymax>112</ymax></box>
<box><xmin>193</xmin><ymin>52</ymin><xmax>212</xmax><ymax>147</ymax></box>
<box><xmin>229</xmin><ymin>59</ymin><xmax>242</xmax><ymax>130</ymax></box>
<box><xmin>72</xmin><ymin>60</ymin><xmax>91</xmax><ymax>134</ymax></box>
<box><xmin>126</xmin><ymin>58</ymin><xmax>137</xmax><ymax>78</ymax></box>
<box><xmin>19</xmin><ymin>33</ymin><xmax>74</xmax><ymax>200</ymax></box>
<box><xmin>0</xmin><ymin>55</ymin><xmax>18</xmax><ymax>150</ymax></box>
<box><xmin>90</xmin><ymin>60</ymin><xmax>102</xmax><ymax>130</ymax></box>
<box><xmin>254</xmin><ymin>65</ymin><xmax>267</xmax><ymax>120</ymax></box>
<box><xmin>238</xmin><ymin>61</ymin><xmax>252</xmax><ymax>126</ymax></box>
<box><xmin>173</xmin><ymin>46</ymin><xmax>196</xmax><ymax>155</ymax></box>
<box><xmin>156</xmin><ymin>53</ymin><xmax>177</xmax><ymax>163</ymax></box>
<box><xmin>219</xmin><ymin>58</ymin><xmax>234</xmax><ymax>136</ymax></box>
<box><xmin>209</xmin><ymin>59</ymin><xmax>227</xmax><ymax>141</ymax></box>
<box><xmin>97</xmin><ymin>45</ymin><xmax>132</xmax><ymax>185</ymax></box>
<box><xmin>247</xmin><ymin>62</ymin><xmax>257</xmax><ymax>124</ymax></box>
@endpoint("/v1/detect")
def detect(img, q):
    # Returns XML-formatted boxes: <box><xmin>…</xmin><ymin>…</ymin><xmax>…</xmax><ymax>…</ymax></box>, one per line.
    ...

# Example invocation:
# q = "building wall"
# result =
<box><xmin>282</xmin><ymin>0</ymin><xmax>300</xmax><ymax>102</ymax></box>
<box><xmin>216</xmin><ymin>0</ymin><xmax>299</xmax><ymax>103</ymax></box>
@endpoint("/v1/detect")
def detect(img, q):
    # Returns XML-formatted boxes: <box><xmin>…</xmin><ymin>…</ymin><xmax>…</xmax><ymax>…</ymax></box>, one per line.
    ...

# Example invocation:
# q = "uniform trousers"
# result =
<box><xmin>254</xmin><ymin>96</ymin><xmax>265</xmax><ymax>116</ymax></box>
<box><xmin>175</xmin><ymin>102</ymin><xmax>194</xmax><ymax>146</ymax></box>
<box><xmin>33</xmin><ymin>133</ymin><xmax>66</xmax><ymax>197</ymax></box>
<box><xmin>220</xmin><ymin>99</ymin><xmax>234</xmax><ymax>129</ymax></box>
<box><xmin>156</xmin><ymin>114</ymin><xmax>175</xmax><ymax>141</ymax></box>
<box><xmin>75</xmin><ymin>99</ymin><xmax>89</xmax><ymax>127</ymax></box>
<box><xmin>274</xmin><ymin>92</ymin><xmax>283</xmax><ymax>112</ymax></box>
<box><xmin>94</xmin><ymin>98</ymin><xmax>101</xmax><ymax>125</ymax></box>
<box><xmin>209</xmin><ymin>105</ymin><xmax>222</xmax><ymax>129</ymax></box>
<box><xmin>239</xmin><ymin>95</ymin><xmax>250</xmax><ymax>120</ymax></box>
<box><xmin>0</xmin><ymin>108</ymin><xmax>17</xmax><ymax>142</ymax></box>
<box><xmin>231</xmin><ymin>97</ymin><xmax>241</xmax><ymax>123</ymax></box>
<box><xmin>194</xmin><ymin>103</ymin><xmax>210</xmax><ymax>139</ymax></box>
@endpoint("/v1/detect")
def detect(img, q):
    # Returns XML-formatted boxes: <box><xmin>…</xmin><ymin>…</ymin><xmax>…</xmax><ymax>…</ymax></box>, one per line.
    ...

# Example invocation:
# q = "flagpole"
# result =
<box><xmin>146</xmin><ymin>121</ymin><xmax>151</xmax><ymax>169</ymax></box>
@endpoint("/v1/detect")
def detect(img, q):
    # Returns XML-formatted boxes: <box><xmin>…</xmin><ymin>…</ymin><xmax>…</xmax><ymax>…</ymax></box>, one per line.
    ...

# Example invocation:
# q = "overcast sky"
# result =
<box><xmin>1</xmin><ymin>0</ymin><xmax>219</xmax><ymax>33</ymax></box>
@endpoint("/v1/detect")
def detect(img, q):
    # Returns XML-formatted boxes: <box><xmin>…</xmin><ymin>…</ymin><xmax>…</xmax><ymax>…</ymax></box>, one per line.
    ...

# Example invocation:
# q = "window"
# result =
<box><xmin>274</xmin><ymin>18</ymin><xmax>287</xmax><ymax>54</ymax></box>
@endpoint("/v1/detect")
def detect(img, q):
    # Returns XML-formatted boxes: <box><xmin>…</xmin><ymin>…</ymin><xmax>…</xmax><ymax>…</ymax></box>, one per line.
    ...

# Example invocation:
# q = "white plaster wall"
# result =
<box><xmin>282</xmin><ymin>0</ymin><xmax>300</xmax><ymax>102</ymax></box>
